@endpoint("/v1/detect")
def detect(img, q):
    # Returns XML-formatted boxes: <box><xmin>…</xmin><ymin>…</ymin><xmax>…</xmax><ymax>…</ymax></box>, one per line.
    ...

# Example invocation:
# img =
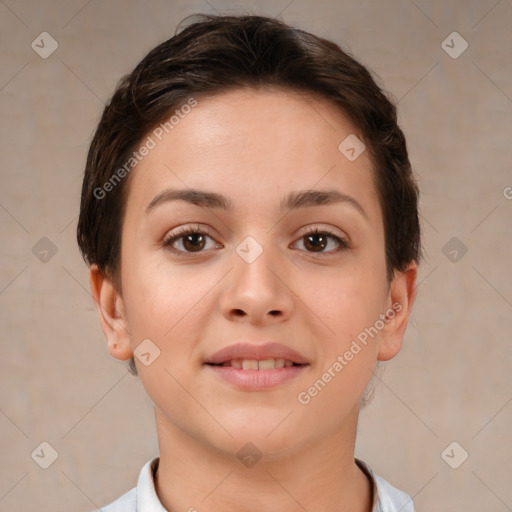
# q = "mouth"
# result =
<box><xmin>206</xmin><ymin>358</ymin><xmax>307</xmax><ymax>370</ymax></box>
<box><xmin>205</xmin><ymin>360</ymin><xmax>309</xmax><ymax>391</ymax></box>
<box><xmin>204</xmin><ymin>342</ymin><xmax>310</xmax><ymax>391</ymax></box>
<box><xmin>204</xmin><ymin>342</ymin><xmax>310</xmax><ymax>389</ymax></box>
<box><xmin>205</xmin><ymin>342</ymin><xmax>310</xmax><ymax>366</ymax></box>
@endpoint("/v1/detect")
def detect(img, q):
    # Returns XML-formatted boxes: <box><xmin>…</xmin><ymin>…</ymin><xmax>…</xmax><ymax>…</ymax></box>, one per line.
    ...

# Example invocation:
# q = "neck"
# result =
<box><xmin>153</xmin><ymin>408</ymin><xmax>372</xmax><ymax>512</ymax></box>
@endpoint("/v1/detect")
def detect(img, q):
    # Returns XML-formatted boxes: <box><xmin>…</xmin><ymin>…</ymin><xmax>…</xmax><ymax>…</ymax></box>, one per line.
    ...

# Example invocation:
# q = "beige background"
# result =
<box><xmin>1</xmin><ymin>0</ymin><xmax>511</xmax><ymax>510</ymax></box>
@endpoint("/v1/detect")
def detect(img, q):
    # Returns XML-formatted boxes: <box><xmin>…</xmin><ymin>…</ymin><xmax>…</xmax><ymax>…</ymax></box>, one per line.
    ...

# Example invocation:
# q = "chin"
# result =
<box><xmin>214</xmin><ymin>412</ymin><xmax>307</xmax><ymax>455</ymax></box>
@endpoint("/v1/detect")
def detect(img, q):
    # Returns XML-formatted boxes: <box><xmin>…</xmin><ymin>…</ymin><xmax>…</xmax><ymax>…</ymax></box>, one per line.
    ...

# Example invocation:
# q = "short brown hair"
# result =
<box><xmin>77</xmin><ymin>13</ymin><xmax>421</xmax><ymax>375</ymax></box>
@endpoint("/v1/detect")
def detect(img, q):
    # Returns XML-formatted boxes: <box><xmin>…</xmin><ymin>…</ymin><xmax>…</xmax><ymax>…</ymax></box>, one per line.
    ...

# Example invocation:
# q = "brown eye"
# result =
<box><xmin>303</xmin><ymin>233</ymin><xmax>328</xmax><ymax>252</ymax></box>
<box><xmin>293</xmin><ymin>228</ymin><xmax>349</xmax><ymax>255</ymax></box>
<box><xmin>163</xmin><ymin>227</ymin><xmax>219</xmax><ymax>255</ymax></box>
<box><xmin>182</xmin><ymin>233</ymin><xmax>206</xmax><ymax>252</ymax></box>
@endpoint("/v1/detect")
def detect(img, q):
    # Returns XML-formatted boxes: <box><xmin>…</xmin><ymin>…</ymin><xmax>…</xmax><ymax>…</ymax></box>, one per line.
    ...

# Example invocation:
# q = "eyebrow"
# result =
<box><xmin>145</xmin><ymin>188</ymin><xmax>367</xmax><ymax>219</ymax></box>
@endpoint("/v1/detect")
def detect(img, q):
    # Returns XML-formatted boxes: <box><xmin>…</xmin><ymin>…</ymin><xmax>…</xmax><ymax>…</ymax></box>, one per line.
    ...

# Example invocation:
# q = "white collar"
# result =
<box><xmin>127</xmin><ymin>456</ymin><xmax>414</xmax><ymax>512</ymax></box>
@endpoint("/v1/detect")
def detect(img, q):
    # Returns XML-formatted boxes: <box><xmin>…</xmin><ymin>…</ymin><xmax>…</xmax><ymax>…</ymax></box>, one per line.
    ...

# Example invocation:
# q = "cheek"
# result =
<box><xmin>295</xmin><ymin>264</ymin><xmax>387</xmax><ymax>405</ymax></box>
<box><xmin>123</xmin><ymin>254</ymin><xmax>215</xmax><ymax>335</ymax></box>
<box><xmin>296</xmin><ymin>272</ymin><xmax>385</xmax><ymax>413</ymax></box>
<box><xmin>296</xmin><ymin>262</ymin><xmax>387</xmax><ymax>340</ymax></box>
<box><xmin>121</xmin><ymin>255</ymin><xmax>225</xmax><ymax>398</ymax></box>
<box><xmin>121</xmin><ymin>258</ymin><xmax>212</xmax><ymax>400</ymax></box>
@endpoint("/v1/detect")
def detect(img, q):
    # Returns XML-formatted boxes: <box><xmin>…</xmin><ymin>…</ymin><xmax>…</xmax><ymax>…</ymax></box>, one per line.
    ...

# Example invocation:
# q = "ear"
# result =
<box><xmin>89</xmin><ymin>264</ymin><xmax>133</xmax><ymax>361</ymax></box>
<box><xmin>377</xmin><ymin>261</ymin><xmax>418</xmax><ymax>361</ymax></box>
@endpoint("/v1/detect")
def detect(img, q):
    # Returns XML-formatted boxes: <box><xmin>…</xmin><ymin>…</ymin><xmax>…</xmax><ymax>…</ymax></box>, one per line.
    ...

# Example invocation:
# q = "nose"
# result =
<box><xmin>219</xmin><ymin>238</ymin><xmax>294</xmax><ymax>325</ymax></box>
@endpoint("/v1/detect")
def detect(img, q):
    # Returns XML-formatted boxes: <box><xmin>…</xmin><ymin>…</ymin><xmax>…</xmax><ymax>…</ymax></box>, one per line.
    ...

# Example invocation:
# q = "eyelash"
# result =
<box><xmin>162</xmin><ymin>225</ymin><xmax>350</xmax><ymax>257</ymax></box>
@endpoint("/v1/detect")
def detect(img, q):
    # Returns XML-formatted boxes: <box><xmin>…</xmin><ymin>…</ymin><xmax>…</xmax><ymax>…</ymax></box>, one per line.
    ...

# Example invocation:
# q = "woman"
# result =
<box><xmin>78</xmin><ymin>13</ymin><xmax>421</xmax><ymax>512</ymax></box>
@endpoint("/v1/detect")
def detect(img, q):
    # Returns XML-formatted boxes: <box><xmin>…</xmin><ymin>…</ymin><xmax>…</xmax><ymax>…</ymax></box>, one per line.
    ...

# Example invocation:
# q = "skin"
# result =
<box><xmin>90</xmin><ymin>88</ymin><xmax>417</xmax><ymax>512</ymax></box>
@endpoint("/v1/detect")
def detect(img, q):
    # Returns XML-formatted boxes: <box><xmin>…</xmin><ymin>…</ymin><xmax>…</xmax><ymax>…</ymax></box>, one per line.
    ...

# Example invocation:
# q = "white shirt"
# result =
<box><xmin>94</xmin><ymin>457</ymin><xmax>414</xmax><ymax>512</ymax></box>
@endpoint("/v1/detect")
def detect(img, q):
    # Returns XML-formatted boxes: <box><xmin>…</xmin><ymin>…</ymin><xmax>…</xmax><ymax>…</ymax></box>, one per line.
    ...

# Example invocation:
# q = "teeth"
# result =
<box><xmin>225</xmin><ymin>358</ymin><xmax>293</xmax><ymax>370</ymax></box>
<box><xmin>258</xmin><ymin>358</ymin><xmax>276</xmax><ymax>370</ymax></box>
<box><xmin>241</xmin><ymin>359</ymin><xmax>259</xmax><ymax>370</ymax></box>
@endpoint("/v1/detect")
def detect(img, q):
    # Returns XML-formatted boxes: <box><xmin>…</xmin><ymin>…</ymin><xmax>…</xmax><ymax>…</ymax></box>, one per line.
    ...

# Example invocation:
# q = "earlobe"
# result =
<box><xmin>89</xmin><ymin>264</ymin><xmax>133</xmax><ymax>361</ymax></box>
<box><xmin>377</xmin><ymin>261</ymin><xmax>418</xmax><ymax>361</ymax></box>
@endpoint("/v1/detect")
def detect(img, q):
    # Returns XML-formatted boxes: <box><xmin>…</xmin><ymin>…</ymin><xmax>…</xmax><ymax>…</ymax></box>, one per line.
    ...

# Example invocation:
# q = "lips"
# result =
<box><xmin>205</xmin><ymin>342</ymin><xmax>309</xmax><ymax>390</ymax></box>
<box><xmin>205</xmin><ymin>342</ymin><xmax>310</xmax><ymax>368</ymax></box>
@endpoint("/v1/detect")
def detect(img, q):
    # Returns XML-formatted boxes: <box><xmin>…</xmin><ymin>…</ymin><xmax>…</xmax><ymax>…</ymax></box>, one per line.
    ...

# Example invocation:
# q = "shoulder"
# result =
<box><xmin>372</xmin><ymin>472</ymin><xmax>415</xmax><ymax>512</ymax></box>
<box><xmin>356</xmin><ymin>458</ymin><xmax>415</xmax><ymax>512</ymax></box>
<box><xmin>90</xmin><ymin>457</ymin><xmax>161</xmax><ymax>512</ymax></box>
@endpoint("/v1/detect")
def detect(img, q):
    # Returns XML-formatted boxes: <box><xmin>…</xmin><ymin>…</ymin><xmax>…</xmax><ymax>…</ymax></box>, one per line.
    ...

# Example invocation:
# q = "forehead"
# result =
<box><xmin>123</xmin><ymin>87</ymin><xmax>380</xmax><ymax>221</ymax></box>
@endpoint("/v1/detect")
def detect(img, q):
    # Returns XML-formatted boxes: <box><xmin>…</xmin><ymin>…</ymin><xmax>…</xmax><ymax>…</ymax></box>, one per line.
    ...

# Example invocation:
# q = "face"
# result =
<box><xmin>92</xmin><ymin>88</ymin><xmax>416</xmax><ymax>460</ymax></box>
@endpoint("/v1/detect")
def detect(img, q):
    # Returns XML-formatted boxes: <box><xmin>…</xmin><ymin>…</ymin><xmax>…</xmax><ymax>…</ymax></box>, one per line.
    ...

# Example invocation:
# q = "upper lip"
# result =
<box><xmin>205</xmin><ymin>342</ymin><xmax>310</xmax><ymax>365</ymax></box>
